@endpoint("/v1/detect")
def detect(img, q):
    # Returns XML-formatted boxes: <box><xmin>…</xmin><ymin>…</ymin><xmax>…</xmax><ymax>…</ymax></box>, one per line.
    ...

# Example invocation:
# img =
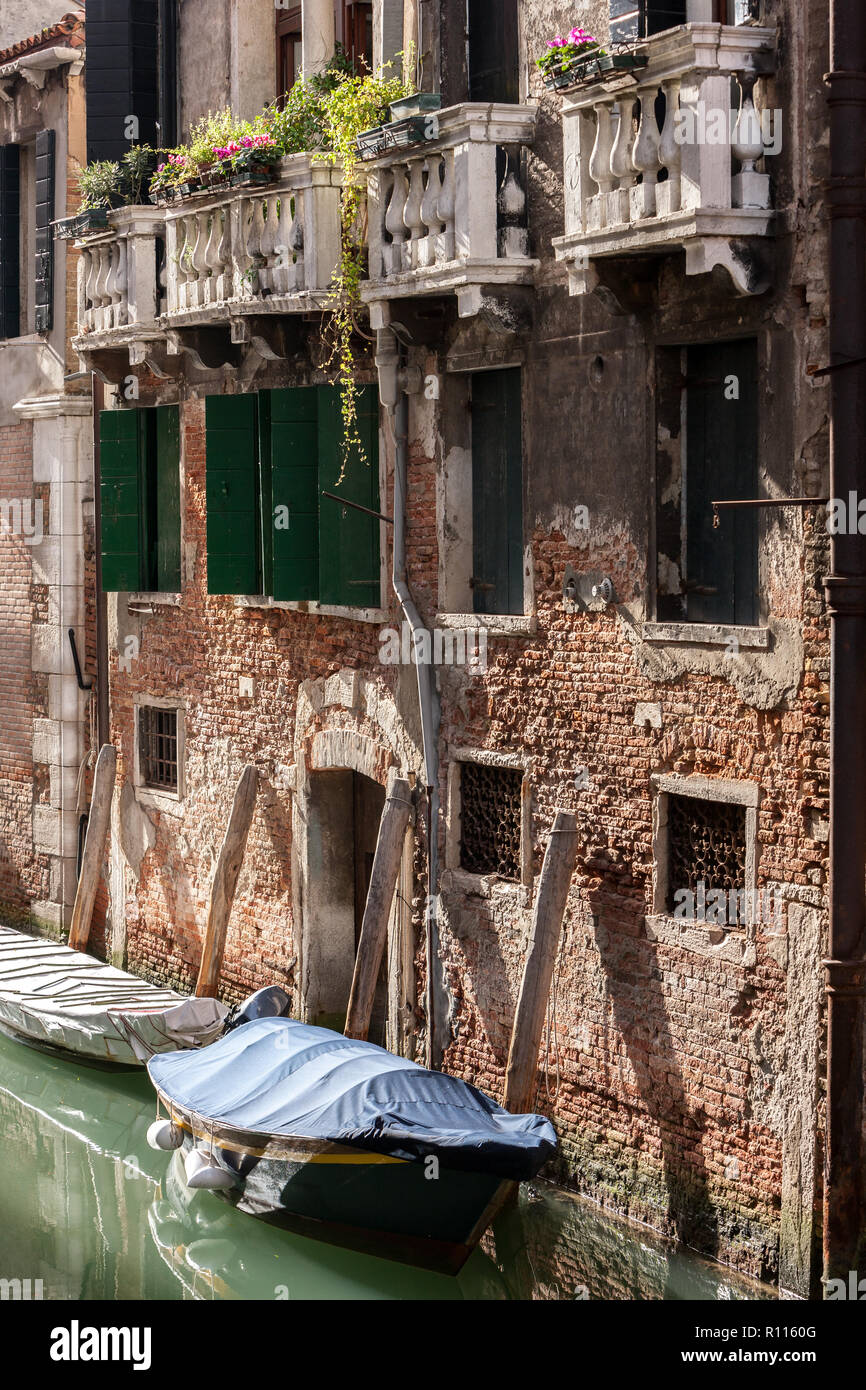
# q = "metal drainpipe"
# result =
<box><xmin>91</xmin><ymin>373</ymin><xmax>109</xmax><ymax>748</ymax></box>
<box><xmin>377</xmin><ymin>327</ymin><xmax>442</xmax><ymax>1068</ymax></box>
<box><xmin>823</xmin><ymin>0</ymin><xmax>866</xmax><ymax>1287</ymax></box>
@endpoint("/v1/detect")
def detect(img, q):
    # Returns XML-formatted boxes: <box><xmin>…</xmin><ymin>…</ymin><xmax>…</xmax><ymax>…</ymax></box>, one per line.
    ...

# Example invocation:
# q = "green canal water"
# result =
<box><xmin>0</xmin><ymin>1031</ymin><xmax>773</xmax><ymax>1301</ymax></box>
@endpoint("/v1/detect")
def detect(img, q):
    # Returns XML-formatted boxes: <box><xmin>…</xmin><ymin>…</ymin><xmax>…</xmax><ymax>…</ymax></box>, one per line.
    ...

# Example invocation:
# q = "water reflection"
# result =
<box><xmin>0</xmin><ymin>1032</ymin><xmax>774</xmax><ymax>1301</ymax></box>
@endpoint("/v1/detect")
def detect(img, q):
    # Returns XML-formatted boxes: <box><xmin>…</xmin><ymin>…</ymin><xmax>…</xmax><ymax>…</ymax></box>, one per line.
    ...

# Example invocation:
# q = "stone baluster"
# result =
<box><xmin>435</xmin><ymin>149</ymin><xmax>456</xmax><ymax>263</ymax></box>
<box><xmin>657</xmin><ymin>78</ymin><xmax>683</xmax><ymax>216</ymax></box>
<box><xmin>175</xmin><ymin>216</ymin><xmax>194</xmax><ymax>310</ymax></box>
<box><xmin>82</xmin><ymin>247</ymin><xmax>98</xmax><ymax>330</ymax></box>
<box><xmin>384</xmin><ymin>163</ymin><xmax>409</xmax><ymax>275</ymax></box>
<box><xmin>609</xmin><ymin>98</ymin><xmax>638</xmax><ymax>225</ymax></box>
<box><xmin>497</xmin><ymin>147</ymin><xmax>528</xmax><ymax>258</ymax></box>
<box><xmin>104</xmin><ymin>241</ymin><xmax>118</xmax><ymax>330</ymax></box>
<box><xmin>732</xmin><ymin>71</ymin><xmax>770</xmax><ymax>209</ymax></box>
<box><xmin>93</xmin><ymin>244</ymin><xmax>110</xmax><ymax>331</ymax></box>
<box><xmin>257</xmin><ymin>192</ymin><xmax>279</xmax><ymax>294</ymax></box>
<box><xmin>190</xmin><ymin>211</ymin><xmax>210</xmax><ymax>307</ymax></box>
<box><xmin>418</xmin><ymin>157</ymin><xmax>443</xmax><ymax>269</ymax></box>
<box><xmin>403</xmin><ymin>157</ymin><xmax>426</xmax><ymax>269</ymax></box>
<box><xmin>157</xmin><ymin>237</ymin><xmax>168</xmax><ymax>314</ymax></box>
<box><xmin>214</xmin><ymin>209</ymin><xmax>231</xmax><ymax>302</ymax></box>
<box><xmin>204</xmin><ymin>210</ymin><xmax>224</xmax><ymax>305</ymax></box>
<box><xmin>164</xmin><ymin>215</ymin><xmax>181</xmax><ymax>313</ymax></box>
<box><xmin>114</xmin><ymin>237</ymin><xmax>129</xmax><ymax>327</ymax></box>
<box><xmin>631</xmin><ymin>86</ymin><xmax>662</xmax><ymax>221</ymax></box>
<box><xmin>587</xmin><ymin>101</ymin><xmax>615</xmax><ymax>231</ymax></box>
<box><xmin>287</xmin><ymin>190</ymin><xmax>305</xmax><ymax>292</ymax></box>
<box><xmin>269</xmin><ymin>191</ymin><xmax>291</xmax><ymax>295</ymax></box>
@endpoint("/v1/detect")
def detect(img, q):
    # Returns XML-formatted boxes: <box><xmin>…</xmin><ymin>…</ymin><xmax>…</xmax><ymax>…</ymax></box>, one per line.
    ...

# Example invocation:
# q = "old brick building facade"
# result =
<box><xmin>12</xmin><ymin>0</ymin><xmax>842</xmax><ymax>1295</ymax></box>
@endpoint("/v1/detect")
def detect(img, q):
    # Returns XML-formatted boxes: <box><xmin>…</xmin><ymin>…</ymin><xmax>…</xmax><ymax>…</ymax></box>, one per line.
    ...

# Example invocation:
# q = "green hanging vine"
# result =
<box><xmin>318</xmin><ymin>57</ymin><xmax>413</xmax><ymax>474</ymax></box>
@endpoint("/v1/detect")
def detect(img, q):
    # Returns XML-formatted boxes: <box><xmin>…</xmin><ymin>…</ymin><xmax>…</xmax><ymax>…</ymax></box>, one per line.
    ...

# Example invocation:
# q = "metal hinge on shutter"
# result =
<box><xmin>34</xmin><ymin>130</ymin><xmax>55</xmax><ymax>334</ymax></box>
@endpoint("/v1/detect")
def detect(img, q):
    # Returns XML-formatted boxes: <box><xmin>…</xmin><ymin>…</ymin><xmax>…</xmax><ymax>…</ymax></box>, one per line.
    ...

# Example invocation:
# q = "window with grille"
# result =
<box><xmin>459</xmin><ymin>762</ymin><xmax>523</xmax><ymax>879</ymax></box>
<box><xmin>666</xmin><ymin>793</ymin><xmax>747</xmax><ymax>921</ymax></box>
<box><xmin>139</xmin><ymin>706</ymin><xmax>179</xmax><ymax>792</ymax></box>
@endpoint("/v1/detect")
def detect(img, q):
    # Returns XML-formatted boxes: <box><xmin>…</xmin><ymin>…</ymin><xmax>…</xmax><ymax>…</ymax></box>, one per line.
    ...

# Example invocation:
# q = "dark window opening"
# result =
<box><xmin>468</xmin><ymin>0</ymin><xmax>519</xmax><ymax>103</ymax></box>
<box><xmin>460</xmin><ymin>762</ymin><xmax>523</xmax><ymax>879</ymax></box>
<box><xmin>0</xmin><ymin>143</ymin><xmax>21</xmax><ymax>340</ymax></box>
<box><xmin>655</xmin><ymin>339</ymin><xmax>759</xmax><ymax>627</ymax></box>
<box><xmin>276</xmin><ymin>5</ymin><xmax>303</xmax><ymax>99</ymax></box>
<box><xmin>666</xmin><ymin>793</ymin><xmax>747</xmax><ymax>923</ymax></box>
<box><xmin>341</xmin><ymin>1</ymin><xmax>373</xmax><ymax>73</ymax></box>
<box><xmin>139</xmin><ymin>706</ymin><xmax>179</xmax><ymax>792</ymax></box>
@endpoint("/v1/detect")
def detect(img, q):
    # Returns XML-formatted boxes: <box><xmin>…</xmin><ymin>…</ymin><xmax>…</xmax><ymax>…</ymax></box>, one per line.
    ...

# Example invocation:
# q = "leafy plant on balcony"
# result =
<box><xmin>315</xmin><ymin>60</ymin><xmax>412</xmax><ymax>472</ymax></box>
<box><xmin>77</xmin><ymin>159</ymin><xmax>125</xmax><ymax>211</ymax></box>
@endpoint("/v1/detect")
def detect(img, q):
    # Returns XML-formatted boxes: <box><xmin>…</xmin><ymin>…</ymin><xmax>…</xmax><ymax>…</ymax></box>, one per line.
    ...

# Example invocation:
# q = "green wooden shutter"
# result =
<box><xmin>154</xmin><ymin>405</ymin><xmax>181</xmax><ymax>592</ymax></box>
<box><xmin>685</xmin><ymin>339</ymin><xmax>758</xmax><ymax>626</ymax></box>
<box><xmin>100</xmin><ymin>409</ymin><xmax>144</xmax><ymax>592</ymax></box>
<box><xmin>468</xmin><ymin>0</ymin><xmax>519</xmax><ymax>103</ymax></box>
<box><xmin>34</xmin><ymin>130</ymin><xmax>55</xmax><ymax>335</ymax></box>
<box><xmin>205</xmin><ymin>394</ymin><xmax>260</xmax><ymax>595</ymax></box>
<box><xmin>317</xmin><ymin>385</ymin><xmax>380</xmax><ymax>608</ymax></box>
<box><xmin>0</xmin><ymin>144</ymin><xmax>20</xmax><ymax>341</ymax></box>
<box><xmin>268</xmin><ymin>386</ymin><xmax>320</xmax><ymax>601</ymax></box>
<box><xmin>471</xmin><ymin>367</ymin><xmax>524</xmax><ymax>616</ymax></box>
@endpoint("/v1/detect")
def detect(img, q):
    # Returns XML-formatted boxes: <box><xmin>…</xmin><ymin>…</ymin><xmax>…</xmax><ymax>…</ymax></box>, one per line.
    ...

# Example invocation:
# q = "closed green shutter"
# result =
<box><xmin>471</xmin><ymin>367</ymin><xmax>524</xmax><ymax>616</ymax></box>
<box><xmin>317</xmin><ymin>385</ymin><xmax>380</xmax><ymax>608</ymax></box>
<box><xmin>34</xmin><ymin>130</ymin><xmax>55</xmax><ymax>335</ymax></box>
<box><xmin>685</xmin><ymin>339</ymin><xmax>758</xmax><ymax>626</ymax></box>
<box><xmin>0</xmin><ymin>144</ymin><xmax>20</xmax><ymax>341</ymax></box>
<box><xmin>268</xmin><ymin>386</ymin><xmax>320</xmax><ymax>601</ymax></box>
<box><xmin>100</xmin><ymin>410</ymin><xmax>144</xmax><ymax>592</ymax></box>
<box><xmin>154</xmin><ymin>405</ymin><xmax>181</xmax><ymax>591</ymax></box>
<box><xmin>206</xmin><ymin>394</ymin><xmax>260</xmax><ymax>595</ymax></box>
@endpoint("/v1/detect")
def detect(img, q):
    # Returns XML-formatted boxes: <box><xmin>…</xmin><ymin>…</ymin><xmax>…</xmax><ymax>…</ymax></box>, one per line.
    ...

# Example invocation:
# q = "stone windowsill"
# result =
<box><xmin>642</xmin><ymin>621</ymin><xmax>771</xmax><ymax>650</ymax></box>
<box><xmin>442</xmin><ymin>866</ymin><xmax>530</xmax><ymax>905</ymax></box>
<box><xmin>135</xmin><ymin>787</ymin><xmax>183</xmax><ymax>817</ymax></box>
<box><xmin>234</xmin><ymin>596</ymin><xmax>388</xmax><ymax>625</ymax></box>
<box><xmin>435</xmin><ymin>612</ymin><xmax>536</xmax><ymax>636</ymax></box>
<box><xmin>645</xmin><ymin>913</ymin><xmax>757</xmax><ymax>965</ymax></box>
<box><xmin>127</xmin><ymin>591</ymin><xmax>182</xmax><ymax>608</ymax></box>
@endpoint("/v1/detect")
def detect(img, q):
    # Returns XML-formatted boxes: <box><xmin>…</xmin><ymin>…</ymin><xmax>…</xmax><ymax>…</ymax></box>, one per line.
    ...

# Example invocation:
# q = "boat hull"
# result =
<box><xmin>162</xmin><ymin>1097</ymin><xmax>514</xmax><ymax>1273</ymax></box>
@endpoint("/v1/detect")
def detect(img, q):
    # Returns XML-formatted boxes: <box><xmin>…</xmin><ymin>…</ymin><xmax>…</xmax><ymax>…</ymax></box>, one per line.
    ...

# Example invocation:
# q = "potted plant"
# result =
<box><xmin>54</xmin><ymin>159</ymin><xmax>123</xmax><ymax>237</ymax></box>
<box><xmin>537</xmin><ymin>27</ymin><xmax>603</xmax><ymax>89</ymax></box>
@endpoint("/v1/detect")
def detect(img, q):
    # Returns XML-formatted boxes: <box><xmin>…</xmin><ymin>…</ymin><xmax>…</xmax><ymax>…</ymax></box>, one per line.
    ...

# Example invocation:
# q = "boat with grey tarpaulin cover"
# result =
<box><xmin>0</xmin><ymin>923</ymin><xmax>231</xmax><ymax>1066</ymax></box>
<box><xmin>147</xmin><ymin>1016</ymin><xmax>557</xmax><ymax>1273</ymax></box>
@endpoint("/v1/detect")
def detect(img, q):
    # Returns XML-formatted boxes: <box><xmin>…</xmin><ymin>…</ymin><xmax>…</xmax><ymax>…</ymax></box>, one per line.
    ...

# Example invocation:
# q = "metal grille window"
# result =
<box><xmin>459</xmin><ymin>762</ymin><xmax>522</xmax><ymax>879</ymax></box>
<box><xmin>667</xmin><ymin>794</ymin><xmax>747</xmax><ymax>919</ymax></box>
<box><xmin>139</xmin><ymin>706</ymin><xmax>179</xmax><ymax>792</ymax></box>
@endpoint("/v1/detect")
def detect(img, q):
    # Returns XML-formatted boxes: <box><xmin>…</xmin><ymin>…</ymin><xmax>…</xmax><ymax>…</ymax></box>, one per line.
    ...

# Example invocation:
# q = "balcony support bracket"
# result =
<box><xmin>166</xmin><ymin>327</ymin><xmax>240</xmax><ymax>374</ymax></box>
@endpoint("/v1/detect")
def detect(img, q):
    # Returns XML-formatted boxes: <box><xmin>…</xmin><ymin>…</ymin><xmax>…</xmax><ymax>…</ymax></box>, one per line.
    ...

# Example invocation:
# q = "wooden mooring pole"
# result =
<box><xmin>503</xmin><ymin>809</ymin><xmax>578</xmax><ymax>1114</ymax></box>
<box><xmin>195</xmin><ymin>764</ymin><xmax>258</xmax><ymax>998</ymax></box>
<box><xmin>68</xmin><ymin>743</ymin><xmax>117</xmax><ymax>952</ymax></box>
<box><xmin>344</xmin><ymin>777</ymin><xmax>413</xmax><ymax>1040</ymax></box>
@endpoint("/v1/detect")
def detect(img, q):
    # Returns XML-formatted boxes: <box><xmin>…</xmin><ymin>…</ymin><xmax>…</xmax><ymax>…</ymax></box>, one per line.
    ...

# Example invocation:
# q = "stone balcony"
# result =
<box><xmin>73</xmin><ymin>155</ymin><xmax>342</xmax><ymax>378</ymax></box>
<box><xmin>360</xmin><ymin>102</ymin><xmax>539</xmax><ymax>323</ymax></box>
<box><xmin>552</xmin><ymin>22</ymin><xmax>778</xmax><ymax>301</ymax></box>
<box><xmin>72</xmin><ymin>205</ymin><xmax>166</xmax><ymax>379</ymax></box>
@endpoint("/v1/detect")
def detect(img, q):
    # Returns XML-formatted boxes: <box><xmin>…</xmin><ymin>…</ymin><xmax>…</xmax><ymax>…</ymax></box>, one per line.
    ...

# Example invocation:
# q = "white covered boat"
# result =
<box><xmin>0</xmin><ymin>924</ymin><xmax>228</xmax><ymax>1066</ymax></box>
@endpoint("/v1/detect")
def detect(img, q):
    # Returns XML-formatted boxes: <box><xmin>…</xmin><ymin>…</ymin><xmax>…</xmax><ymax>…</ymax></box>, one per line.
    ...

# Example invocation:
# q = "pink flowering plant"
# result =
<box><xmin>536</xmin><ymin>25</ymin><xmax>604</xmax><ymax>79</ymax></box>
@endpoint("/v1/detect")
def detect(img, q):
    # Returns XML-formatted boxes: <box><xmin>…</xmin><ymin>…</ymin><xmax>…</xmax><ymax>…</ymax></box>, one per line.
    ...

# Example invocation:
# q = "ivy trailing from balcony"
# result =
<box><xmin>315</xmin><ymin>60</ymin><xmax>412</xmax><ymax>471</ymax></box>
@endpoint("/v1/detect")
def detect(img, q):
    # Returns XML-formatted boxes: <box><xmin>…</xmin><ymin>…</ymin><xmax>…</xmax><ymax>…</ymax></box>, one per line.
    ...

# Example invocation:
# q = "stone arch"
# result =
<box><xmin>291</xmin><ymin>670</ymin><xmax>420</xmax><ymax>1043</ymax></box>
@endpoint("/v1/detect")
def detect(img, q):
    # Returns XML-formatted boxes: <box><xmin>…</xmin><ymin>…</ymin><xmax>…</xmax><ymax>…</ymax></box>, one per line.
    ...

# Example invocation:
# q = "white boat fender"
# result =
<box><xmin>147</xmin><ymin>1118</ymin><xmax>184</xmax><ymax>1151</ymax></box>
<box><xmin>184</xmin><ymin>1145</ymin><xmax>235</xmax><ymax>1190</ymax></box>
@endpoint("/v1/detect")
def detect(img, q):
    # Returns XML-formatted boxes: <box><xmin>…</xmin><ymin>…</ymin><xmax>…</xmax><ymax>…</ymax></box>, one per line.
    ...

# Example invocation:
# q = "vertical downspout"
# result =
<box><xmin>377</xmin><ymin>327</ymin><xmax>442</xmax><ymax>1068</ymax></box>
<box><xmin>91</xmin><ymin>373</ymin><xmax>109</xmax><ymax>748</ymax></box>
<box><xmin>823</xmin><ymin>0</ymin><xmax>866</xmax><ymax>1286</ymax></box>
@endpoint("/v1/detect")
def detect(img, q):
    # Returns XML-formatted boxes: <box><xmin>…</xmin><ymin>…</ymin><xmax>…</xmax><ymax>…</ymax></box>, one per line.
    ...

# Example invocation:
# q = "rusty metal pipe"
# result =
<box><xmin>823</xmin><ymin>0</ymin><xmax>866</xmax><ymax>1288</ymax></box>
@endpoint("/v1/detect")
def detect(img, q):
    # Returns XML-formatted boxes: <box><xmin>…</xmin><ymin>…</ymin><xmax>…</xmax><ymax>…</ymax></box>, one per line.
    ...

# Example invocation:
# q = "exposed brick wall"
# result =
<box><xmin>0</xmin><ymin>419</ymin><xmax>50</xmax><ymax>918</ymax></box>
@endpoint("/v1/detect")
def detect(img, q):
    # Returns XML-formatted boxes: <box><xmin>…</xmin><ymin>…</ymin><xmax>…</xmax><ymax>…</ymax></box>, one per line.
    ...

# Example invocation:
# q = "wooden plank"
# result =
<box><xmin>503</xmin><ymin>809</ymin><xmax>578</xmax><ymax>1115</ymax></box>
<box><xmin>67</xmin><ymin>744</ymin><xmax>118</xmax><ymax>952</ymax></box>
<box><xmin>195</xmin><ymin>765</ymin><xmax>258</xmax><ymax>998</ymax></box>
<box><xmin>344</xmin><ymin>778</ymin><xmax>413</xmax><ymax>1040</ymax></box>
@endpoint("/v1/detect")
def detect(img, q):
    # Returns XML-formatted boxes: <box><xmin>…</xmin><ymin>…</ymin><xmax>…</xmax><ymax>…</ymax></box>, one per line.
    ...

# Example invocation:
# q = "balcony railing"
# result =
<box><xmin>552</xmin><ymin>23</ymin><xmax>778</xmax><ymax>298</ymax></box>
<box><xmin>163</xmin><ymin>154</ymin><xmax>342</xmax><ymax>325</ymax></box>
<box><xmin>361</xmin><ymin>102</ymin><xmax>538</xmax><ymax>321</ymax></box>
<box><xmin>75</xmin><ymin>206</ymin><xmax>165</xmax><ymax>340</ymax></box>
